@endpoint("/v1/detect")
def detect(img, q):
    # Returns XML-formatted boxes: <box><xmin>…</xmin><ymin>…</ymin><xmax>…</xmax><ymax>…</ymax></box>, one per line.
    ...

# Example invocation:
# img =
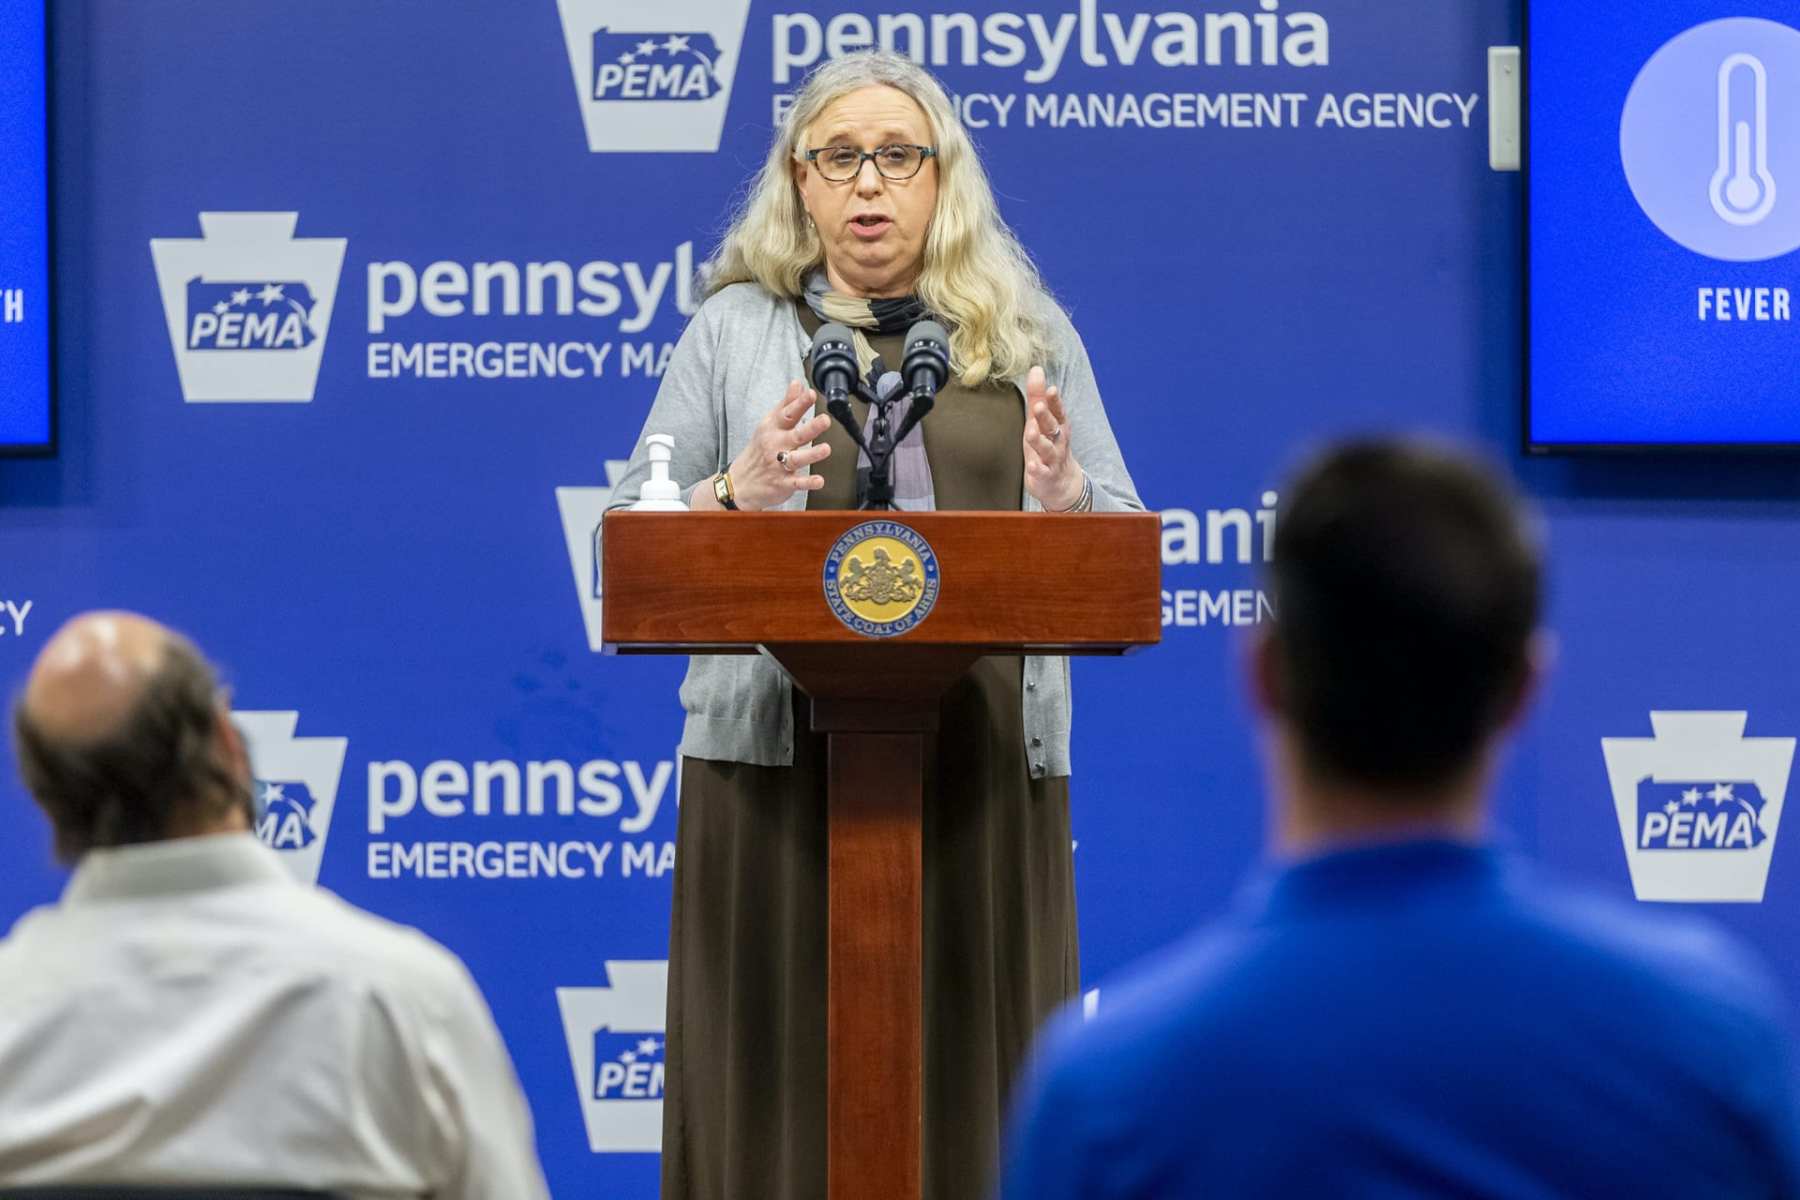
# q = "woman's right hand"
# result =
<box><xmin>721</xmin><ymin>380</ymin><xmax>833</xmax><ymax>511</ymax></box>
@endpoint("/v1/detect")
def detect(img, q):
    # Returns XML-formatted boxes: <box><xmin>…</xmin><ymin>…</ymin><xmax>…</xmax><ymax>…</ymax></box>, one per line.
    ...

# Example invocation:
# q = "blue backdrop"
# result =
<box><xmin>5</xmin><ymin>2</ymin><xmax>1799</xmax><ymax>1196</ymax></box>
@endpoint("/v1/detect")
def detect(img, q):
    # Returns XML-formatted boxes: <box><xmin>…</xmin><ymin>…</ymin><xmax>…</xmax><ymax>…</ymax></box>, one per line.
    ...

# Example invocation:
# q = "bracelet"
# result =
<box><xmin>1057</xmin><ymin>473</ymin><xmax>1094</xmax><ymax>513</ymax></box>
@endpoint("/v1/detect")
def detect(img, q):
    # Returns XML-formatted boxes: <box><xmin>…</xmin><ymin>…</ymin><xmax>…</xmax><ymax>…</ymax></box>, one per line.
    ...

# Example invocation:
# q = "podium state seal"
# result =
<box><xmin>823</xmin><ymin>520</ymin><xmax>941</xmax><ymax>638</ymax></box>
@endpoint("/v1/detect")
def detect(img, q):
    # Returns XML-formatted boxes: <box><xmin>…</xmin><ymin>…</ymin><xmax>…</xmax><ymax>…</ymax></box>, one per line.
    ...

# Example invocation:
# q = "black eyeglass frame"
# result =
<box><xmin>802</xmin><ymin>144</ymin><xmax>938</xmax><ymax>182</ymax></box>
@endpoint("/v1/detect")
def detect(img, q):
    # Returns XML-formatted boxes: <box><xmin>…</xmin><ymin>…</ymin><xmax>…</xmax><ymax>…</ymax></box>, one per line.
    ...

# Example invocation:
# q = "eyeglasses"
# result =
<box><xmin>803</xmin><ymin>143</ymin><xmax>937</xmax><ymax>182</ymax></box>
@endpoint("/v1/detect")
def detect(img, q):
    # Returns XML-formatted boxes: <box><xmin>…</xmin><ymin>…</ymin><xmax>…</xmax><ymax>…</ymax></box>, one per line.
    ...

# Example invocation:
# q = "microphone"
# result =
<box><xmin>809</xmin><ymin>322</ymin><xmax>858</xmax><ymax>407</ymax></box>
<box><xmin>900</xmin><ymin>320</ymin><xmax>949</xmax><ymax>400</ymax></box>
<box><xmin>808</xmin><ymin>322</ymin><xmax>869</xmax><ymax>454</ymax></box>
<box><xmin>892</xmin><ymin>319</ymin><xmax>948</xmax><ymax>446</ymax></box>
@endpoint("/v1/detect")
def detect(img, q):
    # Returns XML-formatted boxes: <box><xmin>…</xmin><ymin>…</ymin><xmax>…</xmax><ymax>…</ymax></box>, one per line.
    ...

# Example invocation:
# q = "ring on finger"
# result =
<box><xmin>1048</xmin><ymin>425</ymin><xmax>1063</xmax><ymax>443</ymax></box>
<box><xmin>776</xmin><ymin>449</ymin><xmax>794</xmax><ymax>472</ymax></box>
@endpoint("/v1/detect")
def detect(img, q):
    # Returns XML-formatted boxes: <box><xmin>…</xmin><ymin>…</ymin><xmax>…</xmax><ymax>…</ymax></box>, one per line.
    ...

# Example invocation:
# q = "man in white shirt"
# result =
<box><xmin>0</xmin><ymin>611</ymin><xmax>551</xmax><ymax>1199</ymax></box>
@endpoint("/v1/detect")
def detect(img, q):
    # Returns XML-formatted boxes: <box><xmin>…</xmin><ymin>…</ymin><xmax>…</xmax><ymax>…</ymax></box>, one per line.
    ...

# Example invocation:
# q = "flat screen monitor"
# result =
<box><xmin>0</xmin><ymin>1</ymin><xmax>52</xmax><ymax>454</ymax></box>
<box><xmin>1528</xmin><ymin>3</ymin><xmax>1800</xmax><ymax>450</ymax></box>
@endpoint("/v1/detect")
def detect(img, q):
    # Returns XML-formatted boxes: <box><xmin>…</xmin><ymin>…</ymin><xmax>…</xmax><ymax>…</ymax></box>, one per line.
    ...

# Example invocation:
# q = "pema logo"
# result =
<box><xmin>1602</xmin><ymin>711</ymin><xmax>1794</xmax><ymax>903</ymax></box>
<box><xmin>184</xmin><ymin>280</ymin><xmax>322</xmax><ymax>351</ymax></box>
<box><xmin>557</xmin><ymin>960</ymin><xmax>669</xmax><ymax>1153</ymax></box>
<box><xmin>592</xmin><ymin>30</ymin><xmax>725</xmax><ymax>101</ymax></box>
<box><xmin>150</xmin><ymin>213</ymin><xmax>347</xmax><ymax>403</ymax></box>
<box><xmin>555</xmin><ymin>0</ymin><xmax>751</xmax><ymax>152</ymax></box>
<box><xmin>253</xmin><ymin>780</ymin><xmax>323</xmax><ymax>852</ymax></box>
<box><xmin>1635</xmin><ymin>780</ymin><xmax>1769</xmax><ymax>851</ymax></box>
<box><xmin>234</xmin><ymin>710</ymin><xmax>349</xmax><ymax>886</ymax></box>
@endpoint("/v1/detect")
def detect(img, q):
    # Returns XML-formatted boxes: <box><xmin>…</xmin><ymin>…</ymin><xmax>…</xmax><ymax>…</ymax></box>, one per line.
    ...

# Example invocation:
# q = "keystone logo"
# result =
<box><xmin>149</xmin><ymin>213</ymin><xmax>347</xmax><ymax>402</ymax></box>
<box><xmin>554</xmin><ymin>0</ymin><xmax>752</xmax><ymax>152</ymax></box>
<box><xmin>557</xmin><ymin>959</ymin><xmax>669</xmax><ymax>1152</ymax></box>
<box><xmin>557</xmin><ymin>455</ymin><xmax>631</xmax><ymax>651</ymax></box>
<box><xmin>1602</xmin><ymin>711</ymin><xmax>1794</xmax><ymax>903</ymax></box>
<box><xmin>234</xmin><ymin>710</ymin><xmax>349</xmax><ymax>886</ymax></box>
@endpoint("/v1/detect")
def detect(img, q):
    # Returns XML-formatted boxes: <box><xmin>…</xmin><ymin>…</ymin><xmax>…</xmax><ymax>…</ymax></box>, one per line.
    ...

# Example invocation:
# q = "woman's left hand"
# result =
<box><xmin>1022</xmin><ymin>365</ymin><xmax>1084</xmax><ymax>511</ymax></box>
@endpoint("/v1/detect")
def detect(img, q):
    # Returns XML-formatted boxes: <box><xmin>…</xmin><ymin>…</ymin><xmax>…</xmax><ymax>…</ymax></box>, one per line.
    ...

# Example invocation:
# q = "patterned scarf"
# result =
<box><xmin>803</xmin><ymin>271</ymin><xmax>937</xmax><ymax>511</ymax></box>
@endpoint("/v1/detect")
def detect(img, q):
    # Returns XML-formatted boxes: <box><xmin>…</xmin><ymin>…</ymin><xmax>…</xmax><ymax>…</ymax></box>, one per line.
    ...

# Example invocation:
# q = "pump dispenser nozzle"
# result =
<box><xmin>631</xmin><ymin>434</ymin><xmax>688</xmax><ymax>512</ymax></box>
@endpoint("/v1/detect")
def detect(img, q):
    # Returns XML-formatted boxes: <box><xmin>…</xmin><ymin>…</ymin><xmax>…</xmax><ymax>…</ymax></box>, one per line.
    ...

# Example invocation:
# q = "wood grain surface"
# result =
<box><xmin>602</xmin><ymin>510</ymin><xmax>1162</xmax><ymax>653</ymax></box>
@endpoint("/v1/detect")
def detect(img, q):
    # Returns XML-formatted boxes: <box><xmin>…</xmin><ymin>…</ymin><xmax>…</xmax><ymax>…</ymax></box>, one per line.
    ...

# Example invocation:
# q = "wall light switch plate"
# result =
<box><xmin>1490</xmin><ymin>46</ymin><xmax>1521</xmax><ymax>171</ymax></box>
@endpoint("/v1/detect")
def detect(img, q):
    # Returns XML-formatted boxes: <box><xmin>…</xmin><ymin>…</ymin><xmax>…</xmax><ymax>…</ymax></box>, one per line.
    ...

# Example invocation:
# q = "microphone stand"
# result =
<box><xmin>863</xmin><ymin>394</ymin><xmax>898</xmax><ymax>511</ymax></box>
<box><xmin>825</xmin><ymin>363</ymin><xmax>931</xmax><ymax>512</ymax></box>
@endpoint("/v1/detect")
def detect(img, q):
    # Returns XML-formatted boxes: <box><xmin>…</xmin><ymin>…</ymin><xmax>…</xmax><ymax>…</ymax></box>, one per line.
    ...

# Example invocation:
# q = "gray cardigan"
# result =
<box><xmin>605</xmin><ymin>282</ymin><xmax>1144</xmax><ymax>778</ymax></box>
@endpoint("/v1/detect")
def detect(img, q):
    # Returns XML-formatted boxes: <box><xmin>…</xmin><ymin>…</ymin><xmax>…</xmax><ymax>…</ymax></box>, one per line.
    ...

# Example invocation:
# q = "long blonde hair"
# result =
<box><xmin>705</xmin><ymin>51</ymin><xmax>1050</xmax><ymax>386</ymax></box>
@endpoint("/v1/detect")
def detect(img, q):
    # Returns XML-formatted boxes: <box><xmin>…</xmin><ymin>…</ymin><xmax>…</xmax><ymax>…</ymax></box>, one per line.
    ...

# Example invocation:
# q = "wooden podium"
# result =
<box><xmin>602</xmin><ymin>510</ymin><xmax>1161</xmax><ymax>1200</ymax></box>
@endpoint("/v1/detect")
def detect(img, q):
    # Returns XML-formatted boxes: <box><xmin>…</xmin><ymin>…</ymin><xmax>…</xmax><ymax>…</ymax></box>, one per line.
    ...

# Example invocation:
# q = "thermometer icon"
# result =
<box><xmin>1710</xmin><ymin>52</ymin><xmax>1777</xmax><ymax>226</ymax></box>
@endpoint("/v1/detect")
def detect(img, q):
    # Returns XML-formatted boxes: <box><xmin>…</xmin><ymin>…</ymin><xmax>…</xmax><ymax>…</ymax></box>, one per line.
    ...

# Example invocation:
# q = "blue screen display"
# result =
<box><xmin>0</xmin><ymin>0</ymin><xmax>51</xmax><ymax>452</ymax></box>
<box><xmin>1529</xmin><ymin>3</ymin><xmax>1800</xmax><ymax>448</ymax></box>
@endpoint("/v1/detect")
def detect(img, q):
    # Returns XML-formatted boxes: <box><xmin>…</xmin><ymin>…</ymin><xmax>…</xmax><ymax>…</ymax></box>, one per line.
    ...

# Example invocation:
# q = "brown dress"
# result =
<box><xmin>660</xmin><ymin>309</ymin><xmax>1080</xmax><ymax>1200</ymax></box>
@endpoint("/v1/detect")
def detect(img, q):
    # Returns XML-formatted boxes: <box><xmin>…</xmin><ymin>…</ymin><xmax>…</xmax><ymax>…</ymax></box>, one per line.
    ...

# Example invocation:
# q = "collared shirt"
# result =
<box><xmin>0</xmin><ymin>833</ymin><xmax>550</xmax><ymax>1199</ymax></box>
<box><xmin>603</xmin><ymin>282</ymin><xmax>1146</xmax><ymax>777</ymax></box>
<box><xmin>1004</xmin><ymin>839</ymin><xmax>1800</xmax><ymax>1199</ymax></box>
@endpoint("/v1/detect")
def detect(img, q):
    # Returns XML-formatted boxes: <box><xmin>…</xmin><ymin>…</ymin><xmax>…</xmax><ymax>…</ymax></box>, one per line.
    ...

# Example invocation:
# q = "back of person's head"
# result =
<box><xmin>13</xmin><ymin>612</ymin><xmax>251</xmax><ymax>863</ymax></box>
<box><xmin>1265</xmin><ymin>440</ymin><xmax>1543</xmax><ymax>797</ymax></box>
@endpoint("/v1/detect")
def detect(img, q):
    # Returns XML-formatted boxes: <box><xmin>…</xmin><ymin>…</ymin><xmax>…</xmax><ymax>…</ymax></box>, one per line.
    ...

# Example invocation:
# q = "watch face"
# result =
<box><xmin>713</xmin><ymin>474</ymin><xmax>733</xmax><ymax>507</ymax></box>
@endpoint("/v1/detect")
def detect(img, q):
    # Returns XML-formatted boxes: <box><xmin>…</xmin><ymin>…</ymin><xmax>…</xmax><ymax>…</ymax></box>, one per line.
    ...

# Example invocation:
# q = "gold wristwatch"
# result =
<box><xmin>712</xmin><ymin>471</ymin><xmax>739</xmax><ymax>510</ymax></box>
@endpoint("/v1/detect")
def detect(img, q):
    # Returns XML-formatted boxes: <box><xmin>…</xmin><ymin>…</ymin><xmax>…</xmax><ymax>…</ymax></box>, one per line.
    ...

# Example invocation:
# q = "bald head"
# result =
<box><xmin>13</xmin><ymin>611</ymin><xmax>252</xmax><ymax>864</ymax></box>
<box><xmin>22</xmin><ymin>612</ymin><xmax>178</xmax><ymax>744</ymax></box>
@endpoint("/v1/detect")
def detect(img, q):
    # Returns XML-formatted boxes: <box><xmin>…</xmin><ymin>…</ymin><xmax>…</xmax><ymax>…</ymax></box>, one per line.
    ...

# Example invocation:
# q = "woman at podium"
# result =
<box><xmin>608</xmin><ymin>50</ymin><xmax>1142</xmax><ymax>1199</ymax></box>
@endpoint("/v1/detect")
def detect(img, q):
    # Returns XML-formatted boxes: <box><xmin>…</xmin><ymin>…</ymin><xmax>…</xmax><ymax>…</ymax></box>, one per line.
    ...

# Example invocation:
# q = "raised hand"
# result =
<box><xmin>718</xmin><ymin>380</ymin><xmax>834</xmax><ymax>511</ymax></box>
<box><xmin>1022</xmin><ymin>366</ymin><xmax>1084</xmax><ymax>511</ymax></box>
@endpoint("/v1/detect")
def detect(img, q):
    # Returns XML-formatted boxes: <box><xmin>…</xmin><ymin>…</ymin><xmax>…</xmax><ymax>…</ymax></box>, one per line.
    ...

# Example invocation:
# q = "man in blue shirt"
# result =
<box><xmin>1003</xmin><ymin>441</ymin><xmax>1800</xmax><ymax>1199</ymax></box>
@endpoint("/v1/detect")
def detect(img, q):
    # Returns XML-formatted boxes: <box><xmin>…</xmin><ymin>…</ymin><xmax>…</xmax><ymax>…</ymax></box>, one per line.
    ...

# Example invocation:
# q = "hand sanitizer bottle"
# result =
<box><xmin>630</xmin><ymin>434</ymin><xmax>689</xmax><ymax>512</ymax></box>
